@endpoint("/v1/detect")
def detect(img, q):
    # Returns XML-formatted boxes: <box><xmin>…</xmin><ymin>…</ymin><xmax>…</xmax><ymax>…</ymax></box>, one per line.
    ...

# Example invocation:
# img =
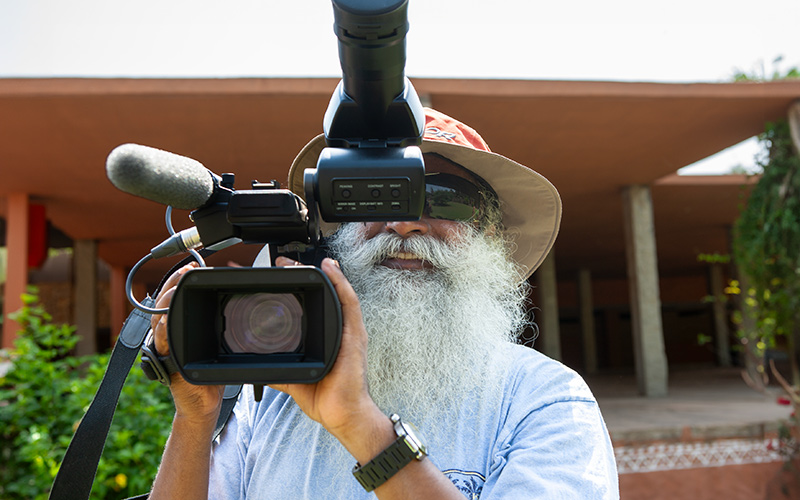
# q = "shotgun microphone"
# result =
<box><xmin>106</xmin><ymin>143</ymin><xmax>221</xmax><ymax>210</ymax></box>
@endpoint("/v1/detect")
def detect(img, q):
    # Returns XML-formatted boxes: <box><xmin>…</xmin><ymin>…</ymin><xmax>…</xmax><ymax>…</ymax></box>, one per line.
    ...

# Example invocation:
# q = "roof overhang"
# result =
<box><xmin>1</xmin><ymin>78</ymin><xmax>797</xmax><ymax>284</ymax></box>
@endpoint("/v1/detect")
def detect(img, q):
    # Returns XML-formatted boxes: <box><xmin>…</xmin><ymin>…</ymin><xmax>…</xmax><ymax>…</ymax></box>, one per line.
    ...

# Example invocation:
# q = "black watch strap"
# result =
<box><xmin>352</xmin><ymin>414</ymin><xmax>426</xmax><ymax>492</ymax></box>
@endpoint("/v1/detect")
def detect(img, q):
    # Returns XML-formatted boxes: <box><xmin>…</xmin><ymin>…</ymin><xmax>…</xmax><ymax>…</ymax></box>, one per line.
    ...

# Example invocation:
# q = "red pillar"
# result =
<box><xmin>3</xmin><ymin>193</ymin><xmax>30</xmax><ymax>348</ymax></box>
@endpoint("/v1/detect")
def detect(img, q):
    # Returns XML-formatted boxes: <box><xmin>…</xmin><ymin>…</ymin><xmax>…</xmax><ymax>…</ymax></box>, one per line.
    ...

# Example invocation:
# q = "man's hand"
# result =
<box><xmin>150</xmin><ymin>262</ymin><xmax>224</xmax><ymax>426</ymax></box>
<box><xmin>270</xmin><ymin>257</ymin><xmax>392</xmax><ymax>458</ymax></box>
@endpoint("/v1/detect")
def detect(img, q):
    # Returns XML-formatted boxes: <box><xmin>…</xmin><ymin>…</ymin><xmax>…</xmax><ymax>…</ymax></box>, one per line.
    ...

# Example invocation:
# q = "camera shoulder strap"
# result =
<box><xmin>47</xmin><ymin>298</ymin><xmax>241</xmax><ymax>500</ymax></box>
<box><xmin>48</xmin><ymin>298</ymin><xmax>154</xmax><ymax>500</ymax></box>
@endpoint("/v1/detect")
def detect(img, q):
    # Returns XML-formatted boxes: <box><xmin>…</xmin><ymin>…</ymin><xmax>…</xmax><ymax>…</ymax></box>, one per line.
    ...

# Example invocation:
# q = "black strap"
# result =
<box><xmin>215</xmin><ymin>385</ymin><xmax>242</xmax><ymax>440</ymax></box>
<box><xmin>49</xmin><ymin>298</ymin><xmax>154</xmax><ymax>500</ymax></box>
<box><xmin>140</xmin><ymin>336</ymin><xmax>181</xmax><ymax>386</ymax></box>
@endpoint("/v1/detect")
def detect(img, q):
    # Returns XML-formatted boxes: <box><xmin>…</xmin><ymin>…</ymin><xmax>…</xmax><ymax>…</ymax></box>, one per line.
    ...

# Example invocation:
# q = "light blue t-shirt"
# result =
<box><xmin>208</xmin><ymin>344</ymin><xmax>619</xmax><ymax>499</ymax></box>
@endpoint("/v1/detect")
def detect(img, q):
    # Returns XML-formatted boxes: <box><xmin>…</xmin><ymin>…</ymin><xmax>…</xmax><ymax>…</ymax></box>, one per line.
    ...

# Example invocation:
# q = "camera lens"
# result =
<box><xmin>223</xmin><ymin>293</ymin><xmax>303</xmax><ymax>354</ymax></box>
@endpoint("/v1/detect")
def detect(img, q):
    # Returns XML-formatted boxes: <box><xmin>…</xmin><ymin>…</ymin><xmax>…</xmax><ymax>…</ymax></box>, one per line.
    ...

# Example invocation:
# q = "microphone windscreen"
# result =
<box><xmin>106</xmin><ymin>144</ymin><xmax>217</xmax><ymax>210</ymax></box>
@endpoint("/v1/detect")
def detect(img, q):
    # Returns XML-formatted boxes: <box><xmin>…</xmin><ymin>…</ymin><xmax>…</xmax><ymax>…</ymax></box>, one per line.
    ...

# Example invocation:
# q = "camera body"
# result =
<box><xmin>161</xmin><ymin>0</ymin><xmax>425</xmax><ymax>386</ymax></box>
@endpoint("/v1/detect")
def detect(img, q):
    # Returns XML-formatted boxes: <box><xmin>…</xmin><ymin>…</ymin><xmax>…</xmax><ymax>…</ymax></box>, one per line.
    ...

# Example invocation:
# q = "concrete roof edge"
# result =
<box><xmin>2</xmin><ymin>77</ymin><xmax>799</xmax><ymax>100</ymax></box>
<box><xmin>411</xmin><ymin>77</ymin><xmax>800</xmax><ymax>99</ymax></box>
<box><xmin>0</xmin><ymin>77</ymin><xmax>342</xmax><ymax>97</ymax></box>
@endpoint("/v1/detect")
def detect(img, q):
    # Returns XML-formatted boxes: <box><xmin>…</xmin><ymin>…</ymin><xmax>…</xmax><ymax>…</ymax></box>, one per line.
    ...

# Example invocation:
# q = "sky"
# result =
<box><xmin>2</xmin><ymin>0</ymin><xmax>798</xmax><ymax>174</ymax></box>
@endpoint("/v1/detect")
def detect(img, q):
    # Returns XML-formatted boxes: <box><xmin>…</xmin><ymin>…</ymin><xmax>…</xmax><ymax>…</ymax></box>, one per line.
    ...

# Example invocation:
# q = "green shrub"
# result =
<box><xmin>733</xmin><ymin>119</ymin><xmax>800</xmax><ymax>385</ymax></box>
<box><xmin>0</xmin><ymin>289</ymin><xmax>174</xmax><ymax>499</ymax></box>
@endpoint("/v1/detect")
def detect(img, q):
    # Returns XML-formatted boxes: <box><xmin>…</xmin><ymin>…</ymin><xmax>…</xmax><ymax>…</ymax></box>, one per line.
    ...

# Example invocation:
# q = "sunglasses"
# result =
<box><xmin>424</xmin><ymin>172</ymin><xmax>486</xmax><ymax>222</ymax></box>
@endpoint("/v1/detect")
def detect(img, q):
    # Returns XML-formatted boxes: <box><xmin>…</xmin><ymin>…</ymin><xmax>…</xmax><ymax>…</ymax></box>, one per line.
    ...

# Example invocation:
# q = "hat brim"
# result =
<box><xmin>287</xmin><ymin>135</ymin><xmax>562</xmax><ymax>280</ymax></box>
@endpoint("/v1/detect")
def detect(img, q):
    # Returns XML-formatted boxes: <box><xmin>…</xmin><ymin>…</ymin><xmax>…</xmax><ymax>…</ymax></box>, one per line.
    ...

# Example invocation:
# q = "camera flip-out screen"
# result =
<box><xmin>168</xmin><ymin>267</ymin><xmax>342</xmax><ymax>385</ymax></box>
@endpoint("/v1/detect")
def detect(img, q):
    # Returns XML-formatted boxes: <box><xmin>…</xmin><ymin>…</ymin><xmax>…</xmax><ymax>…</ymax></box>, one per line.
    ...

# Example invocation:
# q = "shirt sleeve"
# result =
<box><xmin>480</xmin><ymin>354</ymin><xmax>619</xmax><ymax>499</ymax></box>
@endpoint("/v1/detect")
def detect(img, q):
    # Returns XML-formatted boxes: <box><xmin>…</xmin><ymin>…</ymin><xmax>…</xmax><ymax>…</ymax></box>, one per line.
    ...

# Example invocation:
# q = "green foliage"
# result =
<box><xmin>733</xmin><ymin>118</ymin><xmax>800</xmax><ymax>382</ymax></box>
<box><xmin>0</xmin><ymin>289</ymin><xmax>174</xmax><ymax>500</ymax></box>
<box><xmin>696</xmin><ymin>333</ymin><xmax>713</xmax><ymax>346</ymax></box>
<box><xmin>697</xmin><ymin>252</ymin><xmax>731</xmax><ymax>264</ymax></box>
<box><xmin>733</xmin><ymin>55</ymin><xmax>800</xmax><ymax>82</ymax></box>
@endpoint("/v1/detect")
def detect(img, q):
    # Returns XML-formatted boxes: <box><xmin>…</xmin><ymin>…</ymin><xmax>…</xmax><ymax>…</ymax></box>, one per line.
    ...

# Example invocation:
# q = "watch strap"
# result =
<box><xmin>352</xmin><ymin>434</ymin><xmax>419</xmax><ymax>492</ymax></box>
<box><xmin>352</xmin><ymin>414</ymin><xmax>427</xmax><ymax>492</ymax></box>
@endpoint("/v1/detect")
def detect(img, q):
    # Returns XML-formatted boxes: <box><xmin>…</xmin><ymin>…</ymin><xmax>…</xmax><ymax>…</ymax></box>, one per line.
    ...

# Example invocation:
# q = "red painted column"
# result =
<box><xmin>2</xmin><ymin>193</ymin><xmax>30</xmax><ymax>348</ymax></box>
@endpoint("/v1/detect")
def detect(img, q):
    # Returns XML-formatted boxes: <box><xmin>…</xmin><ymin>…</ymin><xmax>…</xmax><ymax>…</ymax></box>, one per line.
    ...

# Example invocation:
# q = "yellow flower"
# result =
<box><xmin>115</xmin><ymin>473</ymin><xmax>128</xmax><ymax>490</ymax></box>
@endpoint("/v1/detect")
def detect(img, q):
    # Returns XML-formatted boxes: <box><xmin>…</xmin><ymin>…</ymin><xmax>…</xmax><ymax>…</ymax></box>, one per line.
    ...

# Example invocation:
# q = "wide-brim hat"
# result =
<box><xmin>287</xmin><ymin>107</ymin><xmax>561</xmax><ymax>280</ymax></box>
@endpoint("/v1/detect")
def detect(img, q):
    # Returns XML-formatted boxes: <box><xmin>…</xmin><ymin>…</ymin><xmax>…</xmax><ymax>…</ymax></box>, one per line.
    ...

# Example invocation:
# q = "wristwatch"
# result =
<box><xmin>352</xmin><ymin>414</ymin><xmax>428</xmax><ymax>492</ymax></box>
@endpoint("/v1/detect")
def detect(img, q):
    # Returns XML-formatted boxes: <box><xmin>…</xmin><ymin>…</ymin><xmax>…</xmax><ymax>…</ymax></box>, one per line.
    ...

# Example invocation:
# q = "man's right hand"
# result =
<box><xmin>150</xmin><ymin>262</ymin><xmax>224</xmax><ymax>427</ymax></box>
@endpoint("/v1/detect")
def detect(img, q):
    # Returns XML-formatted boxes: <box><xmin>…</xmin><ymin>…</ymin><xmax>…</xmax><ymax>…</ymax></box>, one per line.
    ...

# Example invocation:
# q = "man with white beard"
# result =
<box><xmin>147</xmin><ymin>108</ymin><xmax>619</xmax><ymax>499</ymax></box>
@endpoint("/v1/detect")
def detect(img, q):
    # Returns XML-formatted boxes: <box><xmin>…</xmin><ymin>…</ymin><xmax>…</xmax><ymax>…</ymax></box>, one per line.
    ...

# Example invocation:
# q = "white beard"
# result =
<box><xmin>326</xmin><ymin>222</ymin><xmax>531</xmax><ymax>434</ymax></box>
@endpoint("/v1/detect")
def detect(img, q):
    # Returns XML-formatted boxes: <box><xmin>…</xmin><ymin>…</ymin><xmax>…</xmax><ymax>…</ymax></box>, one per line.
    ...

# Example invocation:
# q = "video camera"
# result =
<box><xmin>106</xmin><ymin>0</ymin><xmax>425</xmax><ymax>389</ymax></box>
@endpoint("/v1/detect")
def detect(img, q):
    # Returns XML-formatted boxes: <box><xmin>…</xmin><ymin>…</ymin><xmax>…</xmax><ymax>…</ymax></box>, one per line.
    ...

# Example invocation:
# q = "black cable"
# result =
<box><xmin>125</xmin><ymin>254</ymin><xmax>167</xmax><ymax>314</ymax></box>
<box><xmin>125</xmin><ymin>206</ymin><xmax>210</xmax><ymax>315</ymax></box>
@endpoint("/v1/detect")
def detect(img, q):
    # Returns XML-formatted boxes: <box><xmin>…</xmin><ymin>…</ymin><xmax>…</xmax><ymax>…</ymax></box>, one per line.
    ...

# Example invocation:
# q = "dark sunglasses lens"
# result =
<box><xmin>424</xmin><ymin>174</ymin><xmax>482</xmax><ymax>222</ymax></box>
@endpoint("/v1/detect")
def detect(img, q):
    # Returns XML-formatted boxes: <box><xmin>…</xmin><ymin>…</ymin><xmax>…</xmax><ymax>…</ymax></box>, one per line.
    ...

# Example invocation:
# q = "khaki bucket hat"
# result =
<box><xmin>287</xmin><ymin>107</ymin><xmax>561</xmax><ymax>280</ymax></box>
